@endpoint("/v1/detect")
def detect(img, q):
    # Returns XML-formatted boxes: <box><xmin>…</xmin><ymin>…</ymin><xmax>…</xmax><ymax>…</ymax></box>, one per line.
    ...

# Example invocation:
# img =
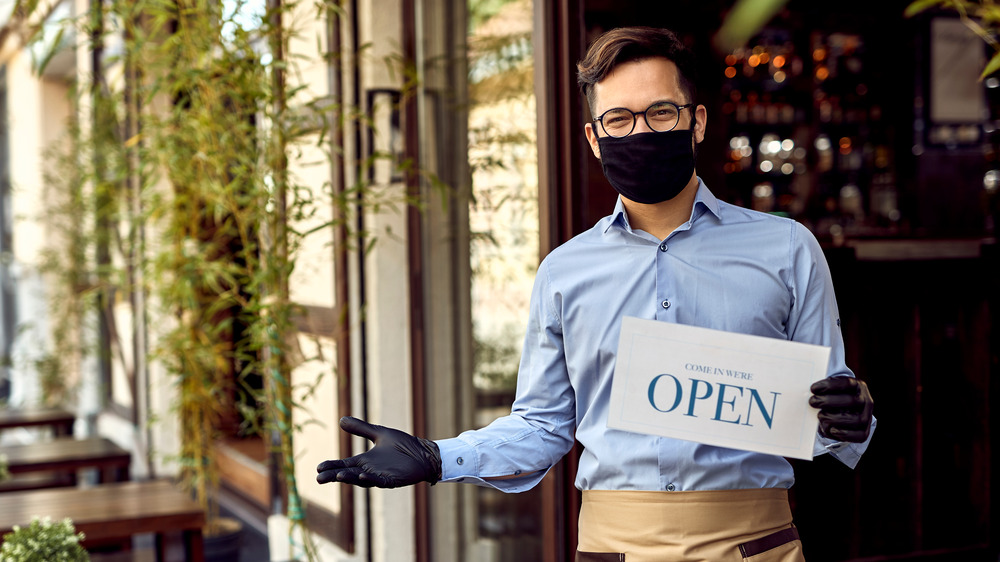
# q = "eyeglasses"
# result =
<box><xmin>593</xmin><ymin>101</ymin><xmax>694</xmax><ymax>138</ymax></box>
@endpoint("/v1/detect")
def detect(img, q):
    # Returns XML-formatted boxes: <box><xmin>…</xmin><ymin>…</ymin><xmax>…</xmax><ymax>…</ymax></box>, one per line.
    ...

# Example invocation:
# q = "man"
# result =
<box><xmin>318</xmin><ymin>26</ymin><xmax>874</xmax><ymax>561</ymax></box>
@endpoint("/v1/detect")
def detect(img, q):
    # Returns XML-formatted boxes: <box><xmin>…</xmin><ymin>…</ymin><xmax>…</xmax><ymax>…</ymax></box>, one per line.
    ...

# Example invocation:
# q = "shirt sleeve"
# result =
<box><xmin>435</xmin><ymin>258</ymin><xmax>577</xmax><ymax>493</ymax></box>
<box><xmin>786</xmin><ymin>222</ymin><xmax>876</xmax><ymax>468</ymax></box>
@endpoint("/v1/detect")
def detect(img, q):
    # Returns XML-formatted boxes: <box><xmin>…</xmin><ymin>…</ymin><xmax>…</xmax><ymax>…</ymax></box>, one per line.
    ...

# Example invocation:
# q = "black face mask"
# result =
<box><xmin>597</xmin><ymin>128</ymin><xmax>695</xmax><ymax>204</ymax></box>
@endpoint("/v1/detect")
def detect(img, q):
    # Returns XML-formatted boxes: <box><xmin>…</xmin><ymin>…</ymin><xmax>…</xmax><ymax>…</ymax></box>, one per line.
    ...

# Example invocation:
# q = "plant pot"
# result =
<box><xmin>203</xmin><ymin>516</ymin><xmax>243</xmax><ymax>562</ymax></box>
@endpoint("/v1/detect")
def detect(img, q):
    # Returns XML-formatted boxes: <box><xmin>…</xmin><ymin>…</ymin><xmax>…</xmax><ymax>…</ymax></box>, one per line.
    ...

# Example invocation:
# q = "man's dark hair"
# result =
<box><xmin>577</xmin><ymin>27</ymin><xmax>699</xmax><ymax>115</ymax></box>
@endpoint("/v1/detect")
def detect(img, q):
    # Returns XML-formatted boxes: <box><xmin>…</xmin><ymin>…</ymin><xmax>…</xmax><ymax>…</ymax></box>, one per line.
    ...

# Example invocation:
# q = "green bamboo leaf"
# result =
<box><xmin>30</xmin><ymin>26</ymin><xmax>66</xmax><ymax>75</ymax></box>
<box><xmin>980</xmin><ymin>5</ymin><xmax>1000</xmax><ymax>23</ymax></box>
<box><xmin>981</xmin><ymin>50</ymin><xmax>1000</xmax><ymax>79</ymax></box>
<box><xmin>904</xmin><ymin>0</ymin><xmax>951</xmax><ymax>17</ymax></box>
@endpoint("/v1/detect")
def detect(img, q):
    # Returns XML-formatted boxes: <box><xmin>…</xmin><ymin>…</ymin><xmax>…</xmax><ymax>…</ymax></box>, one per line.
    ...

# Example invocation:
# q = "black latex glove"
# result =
<box><xmin>316</xmin><ymin>416</ymin><xmax>442</xmax><ymax>488</ymax></box>
<box><xmin>809</xmin><ymin>376</ymin><xmax>874</xmax><ymax>443</ymax></box>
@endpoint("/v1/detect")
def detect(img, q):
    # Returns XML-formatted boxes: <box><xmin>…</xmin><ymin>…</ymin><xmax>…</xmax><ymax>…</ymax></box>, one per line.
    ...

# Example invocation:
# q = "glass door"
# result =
<box><xmin>465</xmin><ymin>0</ymin><xmax>543</xmax><ymax>559</ymax></box>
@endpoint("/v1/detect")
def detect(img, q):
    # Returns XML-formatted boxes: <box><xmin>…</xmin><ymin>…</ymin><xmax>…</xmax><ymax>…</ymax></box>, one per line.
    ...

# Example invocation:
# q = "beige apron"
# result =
<box><xmin>577</xmin><ymin>488</ymin><xmax>805</xmax><ymax>562</ymax></box>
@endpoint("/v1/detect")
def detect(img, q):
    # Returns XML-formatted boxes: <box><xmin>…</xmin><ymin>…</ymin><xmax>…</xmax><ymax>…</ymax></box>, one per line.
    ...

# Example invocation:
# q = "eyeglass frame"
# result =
<box><xmin>592</xmin><ymin>101</ymin><xmax>695</xmax><ymax>138</ymax></box>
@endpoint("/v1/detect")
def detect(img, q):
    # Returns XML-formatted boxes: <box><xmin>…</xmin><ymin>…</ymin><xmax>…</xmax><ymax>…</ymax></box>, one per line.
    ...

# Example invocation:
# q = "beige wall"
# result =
<box><xmin>278</xmin><ymin>0</ymin><xmax>421</xmax><ymax>560</ymax></box>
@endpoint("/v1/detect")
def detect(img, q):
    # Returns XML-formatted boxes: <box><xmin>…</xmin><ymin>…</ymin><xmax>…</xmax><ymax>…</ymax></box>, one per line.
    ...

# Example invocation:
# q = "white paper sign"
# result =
<box><xmin>608</xmin><ymin>317</ymin><xmax>831</xmax><ymax>460</ymax></box>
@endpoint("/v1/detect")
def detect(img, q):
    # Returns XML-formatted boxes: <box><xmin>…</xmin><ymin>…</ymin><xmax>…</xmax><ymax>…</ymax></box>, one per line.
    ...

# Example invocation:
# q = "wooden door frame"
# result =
<box><xmin>533</xmin><ymin>1</ymin><xmax>589</xmax><ymax>560</ymax></box>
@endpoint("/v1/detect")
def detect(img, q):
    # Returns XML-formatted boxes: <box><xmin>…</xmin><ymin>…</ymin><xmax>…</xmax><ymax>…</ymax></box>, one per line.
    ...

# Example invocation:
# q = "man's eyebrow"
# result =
<box><xmin>615</xmin><ymin>99</ymin><xmax>687</xmax><ymax>110</ymax></box>
<box><xmin>595</xmin><ymin>97</ymin><xmax>688</xmax><ymax>114</ymax></box>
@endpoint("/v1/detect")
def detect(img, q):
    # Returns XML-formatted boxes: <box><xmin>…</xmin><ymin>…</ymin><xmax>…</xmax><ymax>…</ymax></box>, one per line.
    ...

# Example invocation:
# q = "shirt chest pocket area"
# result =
<box><xmin>676</xmin><ymin>261</ymin><xmax>791</xmax><ymax>339</ymax></box>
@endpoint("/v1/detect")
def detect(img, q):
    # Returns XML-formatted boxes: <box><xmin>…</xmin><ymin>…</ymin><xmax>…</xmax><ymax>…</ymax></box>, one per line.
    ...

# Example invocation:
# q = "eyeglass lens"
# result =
<box><xmin>600</xmin><ymin>101</ymin><xmax>683</xmax><ymax>138</ymax></box>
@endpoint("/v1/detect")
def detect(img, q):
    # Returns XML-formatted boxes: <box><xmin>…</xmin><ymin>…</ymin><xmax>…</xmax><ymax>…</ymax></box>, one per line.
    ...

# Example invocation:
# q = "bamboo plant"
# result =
<box><xmin>15</xmin><ymin>0</ymin><xmax>416</xmax><ymax>558</ymax></box>
<box><xmin>905</xmin><ymin>0</ymin><xmax>1000</xmax><ymax>78</ymax></box>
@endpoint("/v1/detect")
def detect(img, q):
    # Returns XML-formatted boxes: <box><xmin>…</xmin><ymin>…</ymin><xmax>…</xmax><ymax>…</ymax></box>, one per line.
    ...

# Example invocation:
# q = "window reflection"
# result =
<box><xmin>467</xmin><ymin>0</ymin><xmax>542</xmax><ymax>559</ymax></box>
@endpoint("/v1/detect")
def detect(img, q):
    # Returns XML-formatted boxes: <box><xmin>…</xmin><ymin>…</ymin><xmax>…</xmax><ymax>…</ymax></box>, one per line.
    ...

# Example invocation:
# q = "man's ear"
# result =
<box><xmin>694</xmin><ymin>104</ymin><xmax>707</xmax><ymax>144</ymax></box>
<box><xmin>585</xmin><ymin>122</ymin><xmax>601</xmax><ymax>159</ymax></box>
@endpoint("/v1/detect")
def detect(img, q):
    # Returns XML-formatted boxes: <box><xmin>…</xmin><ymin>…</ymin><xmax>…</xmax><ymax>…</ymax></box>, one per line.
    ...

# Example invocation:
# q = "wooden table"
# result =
<box><xmin>0</xmin><ymin>480</ymin><xmax>206</xmax><ymax>561</ymax></box>
<box><xmin>0</xmin><ymin>436</ymin><xmax>131</xmax><ymax>490</ymax></box>
<box><xmin>0</xmin><ymin>407</ymin><xmax>75</xmax><ymax>436</ymax></box>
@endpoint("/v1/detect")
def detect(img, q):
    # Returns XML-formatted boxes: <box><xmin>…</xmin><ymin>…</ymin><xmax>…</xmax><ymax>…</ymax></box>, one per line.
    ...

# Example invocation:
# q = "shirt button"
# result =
<box><xmin>456</xmin><ymin>457</ymin><xmax>464</xmax><ymax>465</ymax></box>
<box><xmin>661</xmin><ymin>300</ymin><xmax>670</xmax><ymax>309</ymax></box>
<box><xmin>659</xmin><ymin>242</ymin><xmax>668</xmax><ymax>252</ymax></box>
<box><xmin>666</xmin><ymin>483</ymin><xmax>676</xmax><ymax>491</ymax></box>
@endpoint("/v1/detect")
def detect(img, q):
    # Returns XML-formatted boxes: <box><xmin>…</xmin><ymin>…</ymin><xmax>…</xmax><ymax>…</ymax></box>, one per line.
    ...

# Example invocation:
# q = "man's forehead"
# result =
<box><xmin>593</xmin><ymin>58</ymin><xmax>684</xmax><ymax>111</ymax></box>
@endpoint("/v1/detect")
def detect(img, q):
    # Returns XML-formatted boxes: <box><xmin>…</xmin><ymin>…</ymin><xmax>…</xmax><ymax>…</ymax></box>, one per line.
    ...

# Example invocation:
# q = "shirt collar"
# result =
<box><xmin>604</xmin><ymin>177</ymin><xmax>722</xmax><ymax>234</ymax></box>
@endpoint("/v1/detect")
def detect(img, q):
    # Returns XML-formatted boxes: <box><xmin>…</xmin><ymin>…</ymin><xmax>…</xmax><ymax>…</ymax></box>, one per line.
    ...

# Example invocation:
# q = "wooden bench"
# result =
<box><xmin>0</xmin><ymin>436</ymin><xmax>131</xmax><ymax>491</ymax></box>
<box><xmin>0</xmin><ymin>480</ymin><xmax>205</xmax><ymax>561</ymax></box>
<box><xmin>0</xmin><ymin>407</ymin><xmax>75</xmax><ymax>436</ymax></box>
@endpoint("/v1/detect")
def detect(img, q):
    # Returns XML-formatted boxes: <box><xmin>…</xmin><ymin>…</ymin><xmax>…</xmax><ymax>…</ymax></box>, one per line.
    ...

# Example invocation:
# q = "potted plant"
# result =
<box><xmin>0</xmin><ymin>517</ymin><xmax>89</xmax><ymax>562</ymax></box>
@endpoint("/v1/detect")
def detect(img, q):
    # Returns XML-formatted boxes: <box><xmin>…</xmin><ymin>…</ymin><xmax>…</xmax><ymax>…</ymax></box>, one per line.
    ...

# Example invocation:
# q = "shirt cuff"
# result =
<box><xmin>436</xmin><ymin>437</ymin><xmax>479</xmax><ymax>480</ymax></box>
<box><xmin>434</xmin><ymin>437</ymin><xmax>549</xmax><ymax>493</ymax></box>
<box><xmin>812</xmin><ymin>415</ymin><xmax>877</xmax><ymax>469</ymax></box>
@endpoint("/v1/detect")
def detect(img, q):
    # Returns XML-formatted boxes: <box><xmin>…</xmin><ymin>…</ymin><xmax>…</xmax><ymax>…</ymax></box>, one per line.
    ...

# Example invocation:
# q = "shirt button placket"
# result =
<box><xmin>656</xmin><ymin>240</ymin><xmax>672</xmax><ymax>318</ymax></box>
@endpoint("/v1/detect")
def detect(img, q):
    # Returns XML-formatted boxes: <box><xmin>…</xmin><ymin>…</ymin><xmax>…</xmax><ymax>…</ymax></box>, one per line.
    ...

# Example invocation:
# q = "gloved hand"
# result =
<box><xmin>316</xmin><ymin>416</ymin><xmax>442</xmax><ymax>488</ymax></box>
<box><xmin>809</xmin><ymin>376</ymin><xmax>874</xmax><ymax>443</ymax></box>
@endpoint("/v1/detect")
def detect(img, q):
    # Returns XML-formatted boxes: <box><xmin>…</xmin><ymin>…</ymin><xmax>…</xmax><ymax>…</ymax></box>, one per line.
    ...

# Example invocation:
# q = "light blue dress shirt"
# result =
<box><xmin>436</xmin><ymin>179</ymin><xmax>875</xmax><ymax>493</ymax></box>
